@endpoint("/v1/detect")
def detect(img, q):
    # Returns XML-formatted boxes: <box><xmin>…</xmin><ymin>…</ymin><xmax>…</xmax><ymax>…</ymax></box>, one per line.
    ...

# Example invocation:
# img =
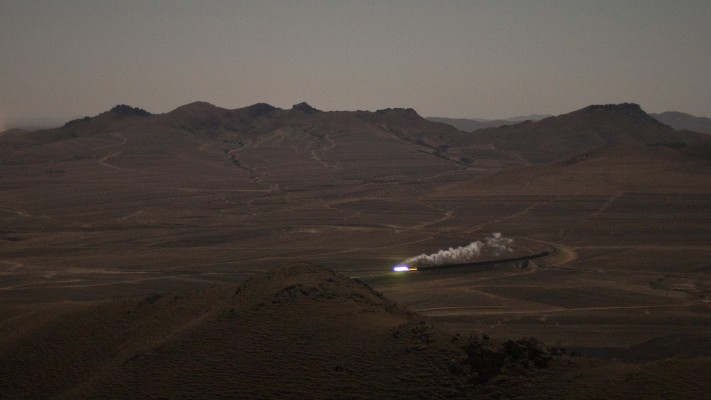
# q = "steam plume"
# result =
<box><xmin>405</xmin><ymin>233</ymin><xmax>514</xmax><ymax>267</ymax></box>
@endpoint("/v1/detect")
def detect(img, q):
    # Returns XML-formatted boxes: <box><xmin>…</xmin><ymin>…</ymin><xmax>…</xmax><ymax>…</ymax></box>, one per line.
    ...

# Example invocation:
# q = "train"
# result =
<box><xmin>392</xmin><ymin>251</ymin><xmax>551</xmax><ymax>272</ymax></box>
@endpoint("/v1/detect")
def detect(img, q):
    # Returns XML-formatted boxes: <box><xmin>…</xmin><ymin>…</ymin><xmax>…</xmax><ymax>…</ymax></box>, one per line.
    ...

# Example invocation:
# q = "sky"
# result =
<box><xmin>1</xmin><ymin>0</ymin><xmax>710</xmax><ymax>130</ymax></box>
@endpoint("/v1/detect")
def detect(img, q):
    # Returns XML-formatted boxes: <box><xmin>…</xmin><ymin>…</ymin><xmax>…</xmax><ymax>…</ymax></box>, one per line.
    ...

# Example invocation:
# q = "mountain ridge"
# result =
<box><xmin>2</xmin><ymin>101</ymin><xmax>708</xmax><ymax>178</ymax></box>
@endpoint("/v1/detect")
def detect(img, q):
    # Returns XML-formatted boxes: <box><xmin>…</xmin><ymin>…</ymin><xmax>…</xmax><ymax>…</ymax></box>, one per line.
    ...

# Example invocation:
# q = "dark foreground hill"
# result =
<box><xmin>2</xmin><ymin>264</ymin><xmax>710</xmax><ymax>399</ymax></box>
<box><xmin>0</xmin><ymin>263</ymin><xmax>554</xmax><ymax>399</ymax></box>
<box><xmin>0</xmin><ymin>264</ymin><xmax>460</xmax><ymax>398</ymax></box>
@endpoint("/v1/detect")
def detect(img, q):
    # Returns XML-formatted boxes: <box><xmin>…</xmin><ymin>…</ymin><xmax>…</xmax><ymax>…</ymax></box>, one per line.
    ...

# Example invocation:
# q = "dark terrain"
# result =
<box><xmin>1</xmin><ymin>102</ymin><xmax>710</xmax><ymax>398</ymax></box>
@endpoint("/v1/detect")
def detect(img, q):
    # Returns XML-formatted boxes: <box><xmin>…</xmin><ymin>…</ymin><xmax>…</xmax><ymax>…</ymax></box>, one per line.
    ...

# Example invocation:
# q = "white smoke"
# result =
<box><xmin>485</xmin><ymin>232</ymin><xmax>514</xmax><ymax>256</ymax></box>
<box><xmin>405</xmin><ymin>233</ymin><xmax>514</xmax><ymax>267</ymax></box>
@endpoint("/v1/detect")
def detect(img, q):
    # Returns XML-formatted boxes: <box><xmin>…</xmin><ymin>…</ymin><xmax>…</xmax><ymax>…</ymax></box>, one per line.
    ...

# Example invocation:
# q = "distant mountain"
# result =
<box><xmin>504</xmin><ymin>114</ymin><xmax>553</xmax><ymax>123</ymax></box>
<box><xmin>456</xmin><ymin>103</ymin><xmax>710</xmax><ymax>165</ymax></box>
<box><xmin>0</xmin><ymin>101</ymin><xmax>469</xmax><ymax>191</ymax></box>
<box><xmin>427</xmin><ymin>117</ymin><xmax>491</xmax><ymax>131</ymax></box>
<box><xmin>0</xmin><ymin>128</ymin><xmax>27</xmax><ymax>136</ymax></box>
<box><xmin>427</xmin><ymin>114</ymin><xmax>552</xmax><ymax>132</ymax></box>
<box><xmin>3</xmin><ymin>101</ymin><xmax>707</xmax><ymax>178</ymax></box>
<box><xmin>651</xmin><ymin>111</ymin><xmax>711</xmax><ymax>134</ymax></box>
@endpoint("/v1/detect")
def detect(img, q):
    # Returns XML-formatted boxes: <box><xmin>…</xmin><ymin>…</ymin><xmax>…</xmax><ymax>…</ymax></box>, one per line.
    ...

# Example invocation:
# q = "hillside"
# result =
<box><xmin>436</xmin><ymin>142</ymin><xmax>711</xmax><ymax>196</ymax></box>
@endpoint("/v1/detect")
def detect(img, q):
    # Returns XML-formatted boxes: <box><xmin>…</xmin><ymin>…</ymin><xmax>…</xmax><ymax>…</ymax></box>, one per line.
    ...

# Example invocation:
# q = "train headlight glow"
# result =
<box><xmin>392</xmin><ymin>264</ymin><xmax>411</xmax><ymax>272</ymax></box>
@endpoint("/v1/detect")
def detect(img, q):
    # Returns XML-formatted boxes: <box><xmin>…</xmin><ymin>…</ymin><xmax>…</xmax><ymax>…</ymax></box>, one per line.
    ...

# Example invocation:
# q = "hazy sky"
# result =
<box><xmin>1</xmin><ymin>1</ymin><xmax>710</xmax><ymax>130</ymax></box>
